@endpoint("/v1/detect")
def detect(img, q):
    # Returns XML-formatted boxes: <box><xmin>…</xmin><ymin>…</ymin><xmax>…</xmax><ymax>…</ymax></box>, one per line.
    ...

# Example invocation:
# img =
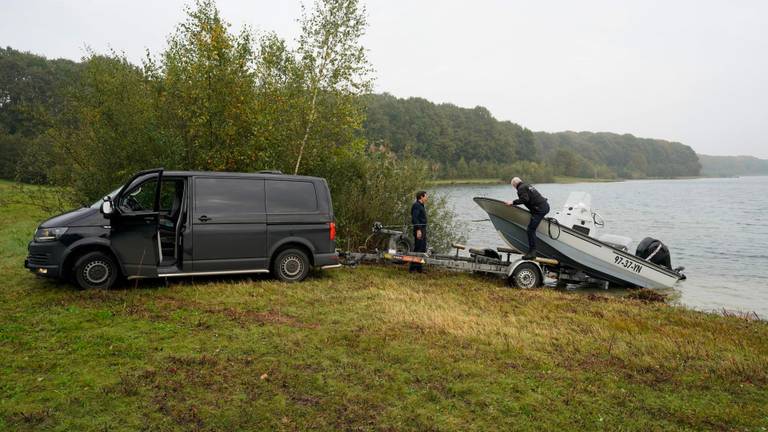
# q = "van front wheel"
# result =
<box><xmin>273</xmin><ymin>249</ymin><xmax>310</xmax><ymax>282</ymax></box>
<box><xmin>73</xmin><ymin>251</ymin><xmax>118</xmax><ymax>289</ymax></box>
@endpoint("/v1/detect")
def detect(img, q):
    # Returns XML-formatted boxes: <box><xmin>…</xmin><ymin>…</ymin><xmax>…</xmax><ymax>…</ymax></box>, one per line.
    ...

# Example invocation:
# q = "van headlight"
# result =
<box><xmin>34</xmin><ymin>227</ymin><xmax>68</xmax><ymax>242</ymax></box>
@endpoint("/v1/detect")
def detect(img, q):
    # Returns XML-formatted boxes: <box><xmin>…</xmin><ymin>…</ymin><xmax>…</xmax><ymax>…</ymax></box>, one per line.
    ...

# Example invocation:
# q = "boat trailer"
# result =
<box><xmin>340</xmin><ymin>223</ymin><xmax>614</xmax><ymax>289</ymax></box>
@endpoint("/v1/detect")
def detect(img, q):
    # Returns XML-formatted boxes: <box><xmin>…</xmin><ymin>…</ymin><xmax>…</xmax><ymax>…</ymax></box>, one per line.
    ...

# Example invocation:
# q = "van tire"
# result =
<box><xmin>73</xmin><ymin>251</ymin><xmax>119</xmax><ymax>290</ymax></box>
<box><xmin>273</xmin><ymin>248</ymin><xmax>310</xmax><ymax>282</ymax></box>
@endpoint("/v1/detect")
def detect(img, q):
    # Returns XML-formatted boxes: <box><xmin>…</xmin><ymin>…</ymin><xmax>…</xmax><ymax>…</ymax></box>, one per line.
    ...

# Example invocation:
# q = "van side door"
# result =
<box><xmin>110</xmin><ymin>170</ymin><xmax>163</xmax><ymax>277</ymax></box>
<box><xmin>191</xmin><ymin>177</ymin><xmax>268</xmax><ymax>272</ymax></box>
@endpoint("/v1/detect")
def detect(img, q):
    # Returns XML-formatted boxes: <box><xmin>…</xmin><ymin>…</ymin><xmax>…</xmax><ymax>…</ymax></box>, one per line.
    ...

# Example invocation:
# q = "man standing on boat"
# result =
<box><xmin>410</xmin><ymin>191</ymin><xmax>428</xmax><ymax>273</ymax></box>
<box><xmin>507</xmin><ymin>177</ymin><xmax>550</xmax><ymax>260</ymax></box>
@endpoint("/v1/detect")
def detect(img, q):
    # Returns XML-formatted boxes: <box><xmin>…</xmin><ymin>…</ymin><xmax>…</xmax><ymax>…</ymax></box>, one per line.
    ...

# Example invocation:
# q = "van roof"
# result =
<box><xmin>162</xmin><ymin>170</ymin><xmax>326</xmax><ymax>182</ymax></box>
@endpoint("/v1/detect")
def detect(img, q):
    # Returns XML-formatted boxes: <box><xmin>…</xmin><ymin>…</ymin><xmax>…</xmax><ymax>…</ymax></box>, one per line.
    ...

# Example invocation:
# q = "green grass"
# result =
<box><xmin>550</xmin><ymin>176</ymin><xmax>623</xmax><ymax>184</ymax></box>
<box><xmin>427</xmin><ymin>178</ymin><xmax>506</xmax><ymax>186</ymax></box>
<box><xmin>427</xmin><ymin>177</ymin><xmax>623</xmax><ymax>186</ymax></box>
<box><xmin>1</xmin><ymin>180</ymin><xmax>767</xmax><ymax>431</ymax></box>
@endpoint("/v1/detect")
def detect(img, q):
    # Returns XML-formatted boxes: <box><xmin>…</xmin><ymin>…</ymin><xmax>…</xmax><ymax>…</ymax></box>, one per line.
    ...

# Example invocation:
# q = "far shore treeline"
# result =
<box><xmin>364</xmin><ymin>94</ymin><xmax>701</xmax><ymax>181</ymax></box>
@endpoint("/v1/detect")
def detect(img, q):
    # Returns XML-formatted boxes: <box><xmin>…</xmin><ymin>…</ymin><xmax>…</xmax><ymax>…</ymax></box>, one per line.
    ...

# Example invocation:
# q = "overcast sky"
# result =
<box><xmin>3</xmin><ymin>0</ymin><xmax>767</xmax><ymax>157</ymax></box>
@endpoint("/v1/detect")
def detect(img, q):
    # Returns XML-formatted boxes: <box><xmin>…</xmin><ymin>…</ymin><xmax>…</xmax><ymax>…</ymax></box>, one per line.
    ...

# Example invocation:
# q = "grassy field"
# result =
<box><xmin>426</xmin><ymin>178</ymin><xmax>505</xmax><ymax>186</ymax></box>
<box><xmin>427</xmin><ymin>177</ymin><xmax>622</xmax><ymax>187</ymax></box>
<box><xmin>1</xmin><ymin>180</ymin><xmax>767</xmax><ymax>431</ymax></box>
<box><xmin>550</xmin><ymin>176</ymin><xmax>622</xmax><ymax>184</ymax></box>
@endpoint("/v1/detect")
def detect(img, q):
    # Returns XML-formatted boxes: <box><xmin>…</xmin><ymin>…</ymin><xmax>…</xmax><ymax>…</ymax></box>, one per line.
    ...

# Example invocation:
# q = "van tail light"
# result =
<box><xmin>329</xmin><ymin>222</ymin><xmax>336</xmax><ymax>241</ymax></box>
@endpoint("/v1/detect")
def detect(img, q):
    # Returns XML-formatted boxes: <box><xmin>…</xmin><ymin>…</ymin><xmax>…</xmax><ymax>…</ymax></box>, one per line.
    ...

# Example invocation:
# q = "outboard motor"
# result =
<box><xmin>635</xmin><ymin>237</ymin><xmax>672</xmax><ymax>270</ymax></box>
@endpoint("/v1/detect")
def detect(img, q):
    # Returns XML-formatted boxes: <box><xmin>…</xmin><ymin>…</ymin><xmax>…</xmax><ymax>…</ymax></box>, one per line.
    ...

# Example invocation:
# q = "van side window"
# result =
<box><xmin>266</xmin><ymin>180</ymin><xmax>318</xmax><ymax>213</ymax></box>
<box><xmin>195</xmin><ymin>178</ymin><xmax>265</xmax><ymax>222</ymax></box>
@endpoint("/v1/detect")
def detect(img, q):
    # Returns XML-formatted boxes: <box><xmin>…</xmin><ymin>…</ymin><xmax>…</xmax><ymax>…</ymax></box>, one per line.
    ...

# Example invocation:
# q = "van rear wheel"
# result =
<box><xmin>273</xmin><ymin>248</ymin><xmax>310</xmax><ymax>282</ymax></box>
<box><xmin>73</xmin><ymin>251</ymin><xmax>118</xmax><ymax>289</ymax></box>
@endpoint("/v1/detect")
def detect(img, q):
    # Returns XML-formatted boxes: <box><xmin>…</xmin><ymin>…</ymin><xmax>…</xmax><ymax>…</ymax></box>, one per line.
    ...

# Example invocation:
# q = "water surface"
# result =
<box><xmin>435</xmin><ymin>176</ymin><xmax>768</xmax><ymax>317</ymax></box>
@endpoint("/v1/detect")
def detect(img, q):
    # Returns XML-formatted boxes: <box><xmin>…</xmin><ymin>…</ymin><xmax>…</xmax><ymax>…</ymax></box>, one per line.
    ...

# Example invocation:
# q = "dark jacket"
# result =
<box><xmin>513</xmin><ymin>183</ymin><xmax>548</xmax><ymax>213</ymax></box>
<box><xmin>411</xmin><ymin>200</ymin><xmax>427</xmax><ymax>235</ymax></box>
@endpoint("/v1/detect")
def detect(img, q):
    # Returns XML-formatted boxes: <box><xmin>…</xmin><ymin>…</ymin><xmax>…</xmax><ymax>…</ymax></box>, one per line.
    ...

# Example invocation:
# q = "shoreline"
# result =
<box><xmin>427</xmin><ymin>175</ymin><xmax>757</xmax><ymax>187</ymax></box>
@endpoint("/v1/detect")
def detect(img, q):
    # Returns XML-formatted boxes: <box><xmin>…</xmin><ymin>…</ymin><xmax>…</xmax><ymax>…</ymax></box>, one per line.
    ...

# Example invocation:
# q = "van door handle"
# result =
<box><xmin>198</xmin><ymin>215</ymin><xmax>211</xmax><ymax>222</ymax></box>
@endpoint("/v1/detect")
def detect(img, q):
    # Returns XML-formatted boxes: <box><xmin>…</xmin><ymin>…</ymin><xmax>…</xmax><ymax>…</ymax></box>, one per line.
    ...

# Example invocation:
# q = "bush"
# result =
<box><xmin>42</xmin><ymin>0</ymin><xmax>461</xmax><ymax>248</ymax></box>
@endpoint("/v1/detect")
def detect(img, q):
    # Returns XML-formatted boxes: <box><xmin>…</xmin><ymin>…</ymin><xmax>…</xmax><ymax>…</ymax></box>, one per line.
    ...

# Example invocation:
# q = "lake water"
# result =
<box><xmin>435</xmin><ymin>176</ymin><xmax>768</xmax><ymax>318</ymax></box>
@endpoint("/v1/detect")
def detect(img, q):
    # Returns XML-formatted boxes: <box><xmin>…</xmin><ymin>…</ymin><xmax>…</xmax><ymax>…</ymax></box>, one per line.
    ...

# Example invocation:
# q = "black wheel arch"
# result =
<box><xmin>62</xmin><ymin>241</ymin><xmax>124</xmax><ymax>280</ymax></box>
<box><xmin>269</xmin><ymin>241</ymin><xmax>314</xmax><ymax>270</ymax></box>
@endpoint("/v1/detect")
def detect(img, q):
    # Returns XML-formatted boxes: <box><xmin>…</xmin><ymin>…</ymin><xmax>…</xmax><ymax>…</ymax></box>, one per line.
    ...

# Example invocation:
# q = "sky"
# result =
<box><xmin>2</xmin><ymin>0</ymin><xmax>767</xmax><ymax>158</ymax></box>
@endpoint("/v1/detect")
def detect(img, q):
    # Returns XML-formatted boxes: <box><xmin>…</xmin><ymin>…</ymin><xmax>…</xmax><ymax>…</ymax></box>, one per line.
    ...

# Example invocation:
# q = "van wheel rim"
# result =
<box><xmin>84</xmin><ymin>261</ymin><xmax>110</xmax><ymax>284</ymax></box>
<box><xmin>281</xmin><ymin>256</ymin><xmax>304</xmax><ymax>278</ymax></box>
<box><xmin>517</xmin><ymin>269</ymin><xmax>537</xmax><ymax>288</ymax></box>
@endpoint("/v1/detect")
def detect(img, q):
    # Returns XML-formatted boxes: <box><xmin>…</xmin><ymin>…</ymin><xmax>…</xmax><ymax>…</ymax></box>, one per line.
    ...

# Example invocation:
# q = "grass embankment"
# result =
<box><xmin>426</xmin><ymin>178</ymin><xmax>505</xmax><ymax>186</ymax></box>
<box><xmin>427</xmin><ymin>177</ymin><xmax>622</xmax><ymax>186</ymax></box>
<box><xmin>1</xmin><ymin>180</ymin><xmax>767</xmax><ymax>431</ymax></box>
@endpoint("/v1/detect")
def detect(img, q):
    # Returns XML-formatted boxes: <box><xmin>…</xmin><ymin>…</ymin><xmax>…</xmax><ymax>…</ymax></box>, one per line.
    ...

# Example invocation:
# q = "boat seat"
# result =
<box><xmin>497</xmin><ymin>246</ymin><xmax>520</xmax><ymax>254</ymax></box>
<box><xmin>452</xmin><ymin>243</ymin><xmax>466</xmax><ymax>250</ymax></box>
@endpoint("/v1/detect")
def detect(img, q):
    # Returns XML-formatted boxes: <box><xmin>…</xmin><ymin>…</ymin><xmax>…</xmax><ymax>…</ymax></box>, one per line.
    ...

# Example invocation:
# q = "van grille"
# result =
<box><xmin>27</xmin><ymin>253</ymin><xmax>50</xmax><ymax>265</ymax></box>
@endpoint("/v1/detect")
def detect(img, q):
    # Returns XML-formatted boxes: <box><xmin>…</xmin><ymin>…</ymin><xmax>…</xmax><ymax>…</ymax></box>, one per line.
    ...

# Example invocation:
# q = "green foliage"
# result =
<box><xmin>0</xmin><ymin>47</ymin><xmax>80</xmax><ymax>181</ymax></box>
<box><xmin>364</xmin><ymin>94</ymin><xmax>522</xmax><ymax>170</ymax></box>
<box><xmin>291</xmin><ymin>0</ymin><xmax>373</xmax><ymax>174</ymax></box>
<box><xmin>698</xmin><ymin>154</ymin><xmax>768</xmax><ymax>177</ymax></box>
<box><xmin>50</xmin><ymin>54</ymin><xmax>168</xmax><ymax>204</ymax></box>
<box><xmin>364</xmin><ymin>94</ymin><xmax>702</xmax><ymax>180</ymax></box>
<box><xmin>536</xmin><ymin>131</ymin><xmax>701</xmax><ymax>179</ymax></box>
<box><xmin>320</xmin><ymin>151</ymin><xmax>462</xmax><ymax>251</ymax></box>
<box><xmin>441</xmin><ymin>158</ymin><xmax>554</xmax><ymax>183</ymax></box>
<box><xmin>25</xmin><ymin>0</ymin><xmax>454</xmax><ymax>246</ymax></box>
<box><xmin>154</xmin><ymin>0</ymin><xmax>259</xmax><ymax>171</ymax></box>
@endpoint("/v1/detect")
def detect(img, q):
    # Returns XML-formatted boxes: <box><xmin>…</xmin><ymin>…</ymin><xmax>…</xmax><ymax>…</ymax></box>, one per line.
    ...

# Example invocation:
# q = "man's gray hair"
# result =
<box><xmin>511</xmin><ymin>177</ymin><xmax>522</xmax><ymax>187</ymax></box>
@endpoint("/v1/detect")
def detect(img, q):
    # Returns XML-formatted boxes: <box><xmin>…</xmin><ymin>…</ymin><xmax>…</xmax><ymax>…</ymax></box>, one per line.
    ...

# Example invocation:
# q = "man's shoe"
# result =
<box><xmin>522</xmin><ymin>252</ymin><xmax>536</xmax><ymax>260</ymax></box>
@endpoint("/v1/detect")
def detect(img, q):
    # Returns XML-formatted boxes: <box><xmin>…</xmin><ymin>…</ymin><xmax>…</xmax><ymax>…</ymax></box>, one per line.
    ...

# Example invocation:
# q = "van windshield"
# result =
<box><xmin>89</xmin><ymin>187</ymin><xmax>121</xmax><ymax>209</ymax></box>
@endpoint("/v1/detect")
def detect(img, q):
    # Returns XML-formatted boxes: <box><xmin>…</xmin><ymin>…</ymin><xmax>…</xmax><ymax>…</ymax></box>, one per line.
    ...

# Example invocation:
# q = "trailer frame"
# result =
<box><xmin>341</xmin><ymin>223</ymin><xmax>617</xmax><ymax>289</ymax></box>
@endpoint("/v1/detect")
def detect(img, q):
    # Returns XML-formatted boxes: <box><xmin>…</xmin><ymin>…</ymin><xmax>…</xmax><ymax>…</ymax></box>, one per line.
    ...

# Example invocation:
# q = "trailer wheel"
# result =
<box><xmin>509</xmin><ymin>262</ymin><xmax>542</xmax><ymax>289</ymax></box>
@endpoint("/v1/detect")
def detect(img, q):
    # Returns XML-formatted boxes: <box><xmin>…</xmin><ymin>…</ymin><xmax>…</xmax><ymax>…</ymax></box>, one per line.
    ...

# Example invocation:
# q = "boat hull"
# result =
<box><xmin>474</xmin><ymin>197</ymin><xmax>683</xmax><ymax>289</ymax></box>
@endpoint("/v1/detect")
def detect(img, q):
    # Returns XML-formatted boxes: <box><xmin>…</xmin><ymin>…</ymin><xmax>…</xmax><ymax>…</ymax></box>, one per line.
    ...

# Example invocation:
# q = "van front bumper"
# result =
<box><xmin>25</xmin><ymin>241</ymin><xmax>64</xmax><ymax>279</ymax></box>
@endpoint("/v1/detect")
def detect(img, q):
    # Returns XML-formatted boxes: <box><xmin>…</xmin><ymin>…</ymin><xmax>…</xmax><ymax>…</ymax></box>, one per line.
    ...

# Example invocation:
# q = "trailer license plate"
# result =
<box><xmin>613</xmin><ymin>253</ymin><xmax>643</xmax><ymax>274</ymax></box>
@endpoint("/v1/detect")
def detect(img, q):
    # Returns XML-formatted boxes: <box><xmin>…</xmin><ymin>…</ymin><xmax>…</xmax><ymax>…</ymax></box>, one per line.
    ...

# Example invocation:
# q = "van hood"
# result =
<box><xmin>39</xmin><ymin>207</ymin><xmax>109</xmax><ymax>228</ymax></box>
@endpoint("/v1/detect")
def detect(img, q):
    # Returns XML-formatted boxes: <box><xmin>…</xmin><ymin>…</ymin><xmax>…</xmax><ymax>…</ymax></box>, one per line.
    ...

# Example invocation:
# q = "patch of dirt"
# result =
<box><xmin>119</xmin><ymin>297</ymin><xmax>318</xmax><ymax>328</ymax></box>
<box><xmin>626</xmin><ymin>289</ymin><xmax>668</xmax><ymax>303</ymax></box>
<box><xmin>104</xmin><ymin>354</ymin><xmax>281</xmax><ymax>429</ymax></box>
<box><xmin>5</xmin><ymin>407</ymin><xmax>54</xmax><ymax>428</ymax></box>
<box><xmin>586</xmin><ymin>293</ymin><xmax>611</xmax><ymax>302</ymax></box>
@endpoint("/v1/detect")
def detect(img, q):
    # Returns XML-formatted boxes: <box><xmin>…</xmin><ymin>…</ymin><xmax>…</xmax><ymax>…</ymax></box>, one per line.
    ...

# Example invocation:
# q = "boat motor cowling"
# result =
<box><xmin>636</xmin><ymin>237</ymin><xmax>672</xmax><ymax>270</ymax></box>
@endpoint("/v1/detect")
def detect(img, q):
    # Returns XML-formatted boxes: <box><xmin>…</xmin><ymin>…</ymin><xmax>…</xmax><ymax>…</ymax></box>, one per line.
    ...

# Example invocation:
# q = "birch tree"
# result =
<box><xmin>293</xmin><ymin>0</ymin><xmax>372</xmax><ymax>174</ymax></box>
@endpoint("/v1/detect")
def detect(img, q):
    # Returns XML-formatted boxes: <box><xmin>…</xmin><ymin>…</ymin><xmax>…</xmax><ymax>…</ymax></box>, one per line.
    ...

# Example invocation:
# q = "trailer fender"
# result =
<box><xmin>507</xmin><ymin>259</ymin><xmax>545</xmax><ymax>289</ymax></box>
<box><xmin>507</xmin><ymin>259</ymin><xmax>544</xmax><ymax>279</ymax></box>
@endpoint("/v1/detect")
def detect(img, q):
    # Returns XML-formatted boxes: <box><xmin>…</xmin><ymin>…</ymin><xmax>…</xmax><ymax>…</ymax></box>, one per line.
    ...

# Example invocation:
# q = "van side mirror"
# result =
<box><xmin>100</xmin><ymin>197</ymin><xmax>114</xmax><ymax>217</ymax></box>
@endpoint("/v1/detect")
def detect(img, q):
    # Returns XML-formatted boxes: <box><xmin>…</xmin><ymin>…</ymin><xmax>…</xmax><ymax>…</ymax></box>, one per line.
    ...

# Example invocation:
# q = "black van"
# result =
<box><xmin>24</xmin><ymin>169</ymin><xmax>339</xmax><ymax>289</ymax></box>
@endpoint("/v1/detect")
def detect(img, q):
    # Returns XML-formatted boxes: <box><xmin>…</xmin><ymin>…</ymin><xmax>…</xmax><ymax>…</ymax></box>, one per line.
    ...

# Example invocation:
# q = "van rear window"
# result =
<box><xmin>266</xmin><ymin>181</ymin><xmax>318</xmax><ymax>213</ymax></box>
<box><xmin>195</xmin><ymin>178</ymin><xmax>265</xmax><ymax>222</ymax></box>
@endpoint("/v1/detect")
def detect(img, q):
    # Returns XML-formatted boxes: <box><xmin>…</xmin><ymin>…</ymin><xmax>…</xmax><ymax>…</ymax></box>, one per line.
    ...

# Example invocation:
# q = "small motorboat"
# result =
<box><xmin>474</xmin><ymin>192</ymin><xmax>686</xmax><ymax>289</ymax></box>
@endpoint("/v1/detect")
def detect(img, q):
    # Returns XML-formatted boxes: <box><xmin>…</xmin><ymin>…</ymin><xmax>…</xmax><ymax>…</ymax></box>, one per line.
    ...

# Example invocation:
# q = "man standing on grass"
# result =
<box><xmin>507</xmin><ymin>177</ymin><xmax>549</xmax><ymax>260</ymax></box>
<box><xmin>410</xmin><ymin>191</ymin><xmax>428</xmax><ymax>273</ymax></box>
